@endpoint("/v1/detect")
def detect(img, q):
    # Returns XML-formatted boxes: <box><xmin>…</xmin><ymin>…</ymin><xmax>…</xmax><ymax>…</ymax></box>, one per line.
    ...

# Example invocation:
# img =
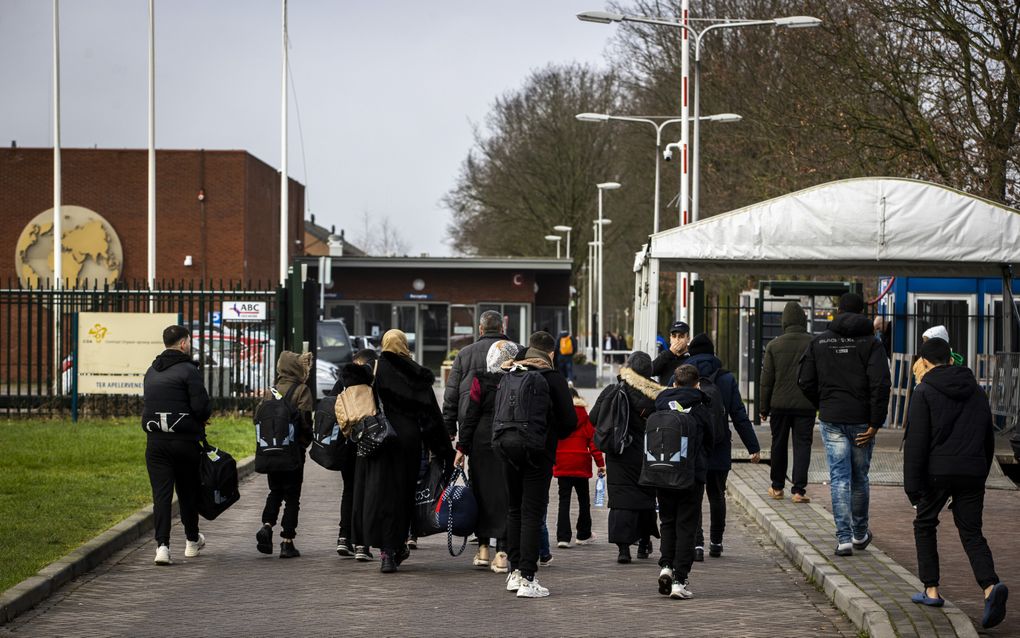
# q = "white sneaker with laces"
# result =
<box><xmin>574</xmin><ymin>533</ymin><xmax>597</xmax><ymax>546</ymax></box>
<box><xmin>556</xmin><ymin>541</ymin><xmax>570</xmax><ymax>549</ymax></box>
<box><xmin>505</xmin><ymin>569</ymin><xmax>524</xmax><ymax>592</ymax></box>
<box><xmin>670</xmin><ymin>579</ymin><xmax>694</xmax><ymax>600</ymax></box>
<box><xmin>154</xmin><ymin>544</ymin><xmax>172</xmax><ymax>565</ymax></box>
<box><xmin>184</xmin><ymin>533</ymin><xmax>206</xmax><ymax>558</ymax></box>
<box><xmin>658</xmin><ymin>567</ymin><xmax>674</xmax><ymax>595</ymax></box>
<box><xmin>516</xmin><ymin>577</ymin><xmax>550</xmax><ymax>598</ymax></box>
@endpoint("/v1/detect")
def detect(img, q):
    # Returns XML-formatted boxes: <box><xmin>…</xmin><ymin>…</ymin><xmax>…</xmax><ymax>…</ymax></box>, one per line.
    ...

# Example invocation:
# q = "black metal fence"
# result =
<box><xmin>1</xmin><ymin>279</ymin><xmax>279</xmax><ymax>417</ymax></box>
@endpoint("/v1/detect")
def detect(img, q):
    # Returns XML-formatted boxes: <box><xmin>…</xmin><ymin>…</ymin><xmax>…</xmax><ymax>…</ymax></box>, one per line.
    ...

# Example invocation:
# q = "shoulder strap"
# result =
<box><xmin>282</xmin><ymin>382</ymin><xmax>300</xmax><ymax>405</ymax></box>
<box><xmin>371</xmin><ymin>360</ymin><xmax>385</xmax><ymax>414</ymax></box>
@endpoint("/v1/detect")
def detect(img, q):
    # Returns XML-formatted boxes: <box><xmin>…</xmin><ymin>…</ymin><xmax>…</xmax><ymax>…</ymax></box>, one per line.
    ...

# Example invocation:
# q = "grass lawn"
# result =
<box><xmin>0</xmin><ymin>417</ymin><xmax>254</xmax><ymax>593</ymax></box>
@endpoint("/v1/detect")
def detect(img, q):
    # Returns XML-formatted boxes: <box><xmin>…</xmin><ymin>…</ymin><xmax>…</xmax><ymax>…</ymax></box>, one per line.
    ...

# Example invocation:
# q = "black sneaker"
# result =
<box><xmin>709</xmin><ymin>543</ymin><xmax>723</xmax><ymax>558</ymax></box>
<box><xmin>355</xmin><ymin>546</ymin><xmax>373</xmax><ymax>562</ymax></box>
<box><xmin>407</xmin><ymin>537</ymin><xmax>418</xmax><ymax>550</ymax></box>
<box><xmin>835</xmin><ymin>543</ymin><xmax>854</xmax><ymax>557</ymax></box>
<box><xmin>539</xmin><ymin>554</ymin><xmax>554</xmax><ymax>566</ymax></box>
<box><xmin>637</xmin><ymin>539</ymin><xmax>653</xmax><ymax>559</ymax></box>
<box><xmin>852</xmin><ymin>531</ymin><xmax>873</xmax><ymax>551</ymax></box>
<box><xmin>617</xmin><ymin>546</ymin><xmax>632</xmax><ymax>564</ymax></box>
<box><xmin>256</xmin><ymin>525</ymin><xmax>273</xmax><ymax>555</ymax></box>
<box><xmin>694</xmin><ymin>546</ymin><xmax>704</xmax><ymax>562</ymax></box>
<box><xmin>336</xmin><ymin>537</ymin><xmax>353</xmax><ymax>557</ymax></box>
<box><xmin>380</xmin><ymin>551</ymin><xmax>397</xmax><ymax>573</ymax></box>
<box><xmin>279</xmin><ymin>541</ymin><xmax>300</xmax><ymax>559</ymax></box>
<box><xmin>395</xmin><ymin>545</ymin><xmax>411</xmax><ymax>566</ymax></box>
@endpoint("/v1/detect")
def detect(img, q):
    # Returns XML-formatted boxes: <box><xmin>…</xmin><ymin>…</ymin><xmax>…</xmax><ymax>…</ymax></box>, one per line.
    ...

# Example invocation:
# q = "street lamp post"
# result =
<box><xmin>544</xmin><ymin>234</ymin><xmax>562</xmax><ymax>259</ymax></box>
<box><xmin>587</xmin><ymin>239</ymin><xmax>596</xmax><ymax>359</ymax></box>
<box><xmin>595</xmin><ymin>182</ymin><xmax>620</xmax><ymax>383</ymax></box>
<box><xmin>553</xmin><ymin>225</ymin><xmax>573</xmax><ymax>259</ymax></box>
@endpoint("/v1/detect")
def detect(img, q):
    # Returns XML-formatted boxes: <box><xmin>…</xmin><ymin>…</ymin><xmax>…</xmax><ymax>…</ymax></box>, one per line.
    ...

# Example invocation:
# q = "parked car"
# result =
<box><xmin>316</xmin><ymin>358</ymin><xmax>339</xmax><ymax>399</ymax></box>
<box><xmin>350</xmin><ymin>334</ymin><xmax>382</xmax><ymax>354</ymax></box>
<box><xmin>318</xmin><ymin>320</ymin><xmax>354</xmax><ymax>367</ymax></box>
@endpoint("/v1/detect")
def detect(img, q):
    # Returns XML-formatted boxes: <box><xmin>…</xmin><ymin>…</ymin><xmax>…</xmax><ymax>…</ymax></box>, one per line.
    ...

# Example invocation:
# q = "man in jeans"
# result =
<box><xmin>497</xmin><ymin>332</ymin><xmax>577</xmax><ymax>598</ymax></box>
<box><xmin>798</xmin><ymin>293</ymin><xmax>890</xmax><ymax>556</ymax></box>
<box><xmin>760</xmin><ymin>301</ymin><xmax>816</xmax><ymax>503</ymax></box>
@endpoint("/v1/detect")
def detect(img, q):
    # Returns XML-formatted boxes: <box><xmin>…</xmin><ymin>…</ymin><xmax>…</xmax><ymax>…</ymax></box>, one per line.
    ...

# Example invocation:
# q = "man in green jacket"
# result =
<box><xmin>760</xmin><ymin>301</ymin><xmax>816</xmax><ymax>503</ymax></box>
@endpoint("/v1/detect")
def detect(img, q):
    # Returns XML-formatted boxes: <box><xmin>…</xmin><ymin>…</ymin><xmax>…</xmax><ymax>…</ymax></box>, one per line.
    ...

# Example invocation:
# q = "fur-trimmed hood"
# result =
<box><xmin>501</xmin><ymin>356</ymin><xmax>553</xmax><ymax>371</ymax></box>
<box><xmin>377</xmin><ymin>351</ymin><xmax>435</xmax><ymax>391</ymax></box>
<box><xmin>620</xmin><ymin>366</ymin><xmax>664</xmax><ymax>399</ymax></box>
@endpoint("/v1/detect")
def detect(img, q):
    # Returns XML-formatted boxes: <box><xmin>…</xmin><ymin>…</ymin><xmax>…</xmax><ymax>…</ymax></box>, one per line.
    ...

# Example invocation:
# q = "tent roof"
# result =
<box><xmin>648</xmin><ymin>177</ymin><xmax>1020</xmax><ymax>276</ymax></box>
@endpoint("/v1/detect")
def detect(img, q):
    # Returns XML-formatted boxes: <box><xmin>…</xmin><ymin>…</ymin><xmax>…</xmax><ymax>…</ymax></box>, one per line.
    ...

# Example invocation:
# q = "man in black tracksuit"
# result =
<box><xmin>499</xmin><ymin>331</ymin><xmax>577</xmax><ymax>598</ymax></box>
<box><xmin>798</xmin><ymin>293</ymin><xmax>890</xmax><ymax>556</ymax></box>
<box><xmin>903</xmin><ymin>337</ymin><xmax>1008</xmax><ymax>628</ymax></box>
<box><xmin>142</xmin><ymin>325</ymin><xmax>212</xmax><ymax>565</ymax></box>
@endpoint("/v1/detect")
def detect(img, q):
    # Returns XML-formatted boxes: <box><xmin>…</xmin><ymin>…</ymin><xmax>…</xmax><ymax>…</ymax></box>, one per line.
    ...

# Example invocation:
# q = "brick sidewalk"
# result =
<box><xmin>2</xmin><ymin>463</ymin><xmax>852</xmax><ymax>637</ymax></box>
<box><xmin>812</xmin><ymin>485</ymin><xmax>1019</xmax><ymax>637</ymax></box>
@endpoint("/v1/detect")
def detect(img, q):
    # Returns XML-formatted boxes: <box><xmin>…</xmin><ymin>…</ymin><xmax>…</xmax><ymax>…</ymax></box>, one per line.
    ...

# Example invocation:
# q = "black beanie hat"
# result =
<box><xmin>838</xmin><ymin>292</ymin><xmax>865</xmax><ymax>314</ymax></box>
<box><xmin>687</xmin><ymin>333</ymin><xmax>714</xmax><ymax>356</ymax></box>
<box><xmin>625</xmin><ymin>351</ymin><xmax>653</xmax><ymax>378</ymax></box>
<box><xmin>918</xmin><ymin>337</ymin><xmax>952</xmax><ymax>365</ymax></box>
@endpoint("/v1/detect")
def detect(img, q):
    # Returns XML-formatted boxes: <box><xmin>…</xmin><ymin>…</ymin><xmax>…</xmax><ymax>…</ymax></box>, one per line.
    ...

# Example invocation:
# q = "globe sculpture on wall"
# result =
<box><xmin>15</xmin><ymin>206</ymin><xmax>123</xmax><ymax>289</ymax></box>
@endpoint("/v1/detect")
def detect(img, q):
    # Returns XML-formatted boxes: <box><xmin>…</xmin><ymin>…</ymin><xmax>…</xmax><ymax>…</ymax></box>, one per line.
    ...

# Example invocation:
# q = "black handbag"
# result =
<box><xmin>196</xmin><ymin>437</ymin><xmax>240</xmax><ymax>520</ymax></box>
<box><xmin>352</xmin><ymin>364</ymin><xmax>397</xmax><ymax>458</ymax></box>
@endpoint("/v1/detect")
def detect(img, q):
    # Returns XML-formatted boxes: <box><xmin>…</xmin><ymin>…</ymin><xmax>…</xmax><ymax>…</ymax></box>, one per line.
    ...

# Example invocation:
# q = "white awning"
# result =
<box><xmin>649</xmin><ymin>178</ymin><xmax>1020</xmax><ymax>276</ymax></box>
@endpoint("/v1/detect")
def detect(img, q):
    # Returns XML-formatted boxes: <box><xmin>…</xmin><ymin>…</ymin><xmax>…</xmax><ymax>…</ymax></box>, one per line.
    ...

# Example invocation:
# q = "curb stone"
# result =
<box><xmin>727</xmin><ymin>466</ymin><xmax>979</xmax><ymax>638</ymax></box>
<box><xmin>0</xmin><ymin>455</ymin><xmax>255</xmax><ymax>625</ymax></box>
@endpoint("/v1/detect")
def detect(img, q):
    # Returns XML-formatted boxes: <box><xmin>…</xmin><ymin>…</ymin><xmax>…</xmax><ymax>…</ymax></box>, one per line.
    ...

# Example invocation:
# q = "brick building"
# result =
<box><xmin>1</xmin><ymin>147</ymin><xmax>304</xmax><ymax>287</ymax></box>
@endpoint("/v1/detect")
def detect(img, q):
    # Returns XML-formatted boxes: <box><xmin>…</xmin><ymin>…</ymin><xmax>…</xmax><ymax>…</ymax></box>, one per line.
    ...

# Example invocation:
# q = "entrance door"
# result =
<box><xmin>420</xmin><ymin>303</ymin><xmax>449</xmax><ymax>373</ymax></box>
<box><xmin>909</xmin><ymin>293</ymin><xmax>976</xmax><ymax>366</ymax></box>
<box><xmin>393</xmin><ymin>304</ymin><xmax>418</xmax><ymax>357</ymax></box>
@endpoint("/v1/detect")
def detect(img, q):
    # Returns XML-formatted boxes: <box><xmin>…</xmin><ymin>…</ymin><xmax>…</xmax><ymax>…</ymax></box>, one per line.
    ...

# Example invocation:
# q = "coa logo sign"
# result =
<box><xmin>87</xmin><ymin>323</ymin><xmax>109</xmax><ymax>343</ymax></box>
<box><xmin>222</xmin><ymin>301</ymin><xmax>267</xmax><ymax>322</ymax></box>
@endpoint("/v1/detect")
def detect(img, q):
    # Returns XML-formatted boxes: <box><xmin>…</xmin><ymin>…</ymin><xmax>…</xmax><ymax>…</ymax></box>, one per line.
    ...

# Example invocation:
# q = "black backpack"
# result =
<box><xmin>639</xmin><ymin>408</ymin><xmax>701</xmax><ymax>490</ymax></box>
<box><xmin>593</xmin><ymin>383</ymin><xmax>631</xmax><ymax>455</ymax></box>
<box><xmin>254</xmin><ymin>384</ymin><xmax>303</xmax><ymax>473</ymax></box>
<box><xmin>309</xmin><ymin>394</ymin><xmax>351</xmax><ymax>471</ymax></box>
<box><xmin>698</xmin><ymin>370</ymin><xmax>730</xmax><ymax>449</ymax></box>
<box><xmin>492</xmin><ymin>367</ymin><xmax>550</xmax><ymax>456</ymax></box>
<box><xmin>196</xmin><ymin>438</ymin><xmax>240</xmax><ymax>520</ymax></box>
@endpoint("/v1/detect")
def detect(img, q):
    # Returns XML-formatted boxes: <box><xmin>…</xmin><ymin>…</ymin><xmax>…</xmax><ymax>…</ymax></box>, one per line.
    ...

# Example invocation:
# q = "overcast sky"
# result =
<box><xmin>0</xmin><ymin>1</ymin><xmax>614</xmax><ymax>256</ymax></box>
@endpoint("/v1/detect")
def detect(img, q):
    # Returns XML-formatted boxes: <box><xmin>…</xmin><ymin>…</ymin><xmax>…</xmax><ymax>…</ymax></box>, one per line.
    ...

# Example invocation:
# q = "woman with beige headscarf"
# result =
<box><xmin>352</xmin><ymin>329</ymin><xmax>454</xmax><ymax>574</ymax></box>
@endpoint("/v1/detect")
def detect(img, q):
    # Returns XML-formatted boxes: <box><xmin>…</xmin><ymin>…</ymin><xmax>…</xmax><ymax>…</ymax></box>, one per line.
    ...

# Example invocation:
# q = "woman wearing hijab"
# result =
<box><xmin>353</xmin><ymin>329</ymin><xmax>453</xmax><ymax>573</ymax></box>
<box><xmin>589</xmin><ymin>351</ymin><xmax>664</xmax><ymax>563</ymax></box>
<box><xmin>455</xmin><ymin>340</ymin><xmax>519</xmax><ymax>574</ymax></box>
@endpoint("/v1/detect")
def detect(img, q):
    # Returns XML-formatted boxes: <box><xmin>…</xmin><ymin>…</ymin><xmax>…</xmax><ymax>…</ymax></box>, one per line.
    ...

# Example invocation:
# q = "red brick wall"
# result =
<box><xmin>0</xmin><ymin>148</ymin><xmax>303</xmax><ymax>288</ymax></box>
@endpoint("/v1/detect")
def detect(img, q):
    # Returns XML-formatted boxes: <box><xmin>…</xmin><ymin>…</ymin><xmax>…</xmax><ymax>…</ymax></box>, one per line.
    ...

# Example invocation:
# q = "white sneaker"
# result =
<box><xmin>505</xmin><ymin>569</ymin><xmax>524</xmax><ymax>592</ymax></box>
<box><xmin>516</xmin><ymin>577</ymin><xmax>550</xmax><ymax>598</ymax></box>
<box><xmin>574</xmin><ymin>533</ymin><xmax>597</xmax><ymax>546</ymax></box>
<box><xmin>184</xmin><ymin>533</ymin><xmax>206</xmax><ymax>558</ymax></box>
<box><xmin>658</xmin><ymin>567</ymin><xmax>674</xmax><ymax>595</ymax></box>
<box><xmin>154</xmin><ymin>544</ymin><xmax>172</xmax><ymax>565</ymax></box>
<box><xmin>670</xmin><ymin>579</ymin><xmax>694</xmax><ymax>600</ymax></box>
<box><xmin>556</xmin><ymin>541</ymin><xmax>570</xmax><ymax>549</ymax></box>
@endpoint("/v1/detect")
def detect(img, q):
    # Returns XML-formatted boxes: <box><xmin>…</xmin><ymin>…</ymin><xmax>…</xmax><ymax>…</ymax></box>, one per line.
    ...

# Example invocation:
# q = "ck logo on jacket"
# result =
<box><xmin>145</xmin><ymin>412</ymin><xmax>189</xmax><ymax>433</ymax></box>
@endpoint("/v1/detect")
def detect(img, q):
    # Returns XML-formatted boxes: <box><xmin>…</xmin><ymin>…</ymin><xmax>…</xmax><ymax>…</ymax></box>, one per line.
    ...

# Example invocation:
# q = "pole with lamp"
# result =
<box><xmin>553</xmin><ymin>225</ymin><xmax>573</xmax><ymax>259</ymax></box>
<box><xmin>595</xmin><ymin>182</ymin><xmax>620</xmax><ymax>384</ymax></box>
<box><xmin>552</xmin><ymin>225</ymin><xmax>574</xmax><ymax>334</ymax></box>
<box><xmin>587</xmin><ymin>238</ymin><xmax>596</xmax><ymax>360</ymax></box>
<box><xmin>544</xmin><ymin>234</ymin><xmax>563</xmax><ymax>259</ymax></box>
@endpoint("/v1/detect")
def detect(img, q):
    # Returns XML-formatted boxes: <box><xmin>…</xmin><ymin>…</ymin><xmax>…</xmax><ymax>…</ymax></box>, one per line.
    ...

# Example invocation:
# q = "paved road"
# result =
<box><xmin>3</xmin><ymin>462</ymin><xmax>853</xmax><ymax>637</ymax></box>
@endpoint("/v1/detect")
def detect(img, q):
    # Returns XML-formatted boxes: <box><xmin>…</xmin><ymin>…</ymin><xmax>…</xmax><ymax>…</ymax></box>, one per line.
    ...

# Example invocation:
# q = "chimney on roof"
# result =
<box><xmin>331</xmin><ymin>224</ymin><xmax>335</xmax><ymax>234</ymax></box>
<box><xmin>327</xmin><ymin>233</ymin><xmax>344</xmax><ymax>257</ymax></box>
<box><xmin>10</xmin><ymin>140</ymin><xmax>16</xmax><ymax>149</ymax></box>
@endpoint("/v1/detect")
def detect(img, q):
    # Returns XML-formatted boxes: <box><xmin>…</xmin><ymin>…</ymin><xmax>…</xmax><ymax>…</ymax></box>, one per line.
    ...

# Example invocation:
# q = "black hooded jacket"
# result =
<box><xmin>141</xmin><ymin>349</ymin><xmax>212</xmax><ymax>440</ymax></box>
<box><xmin>903</xmin><ymin>365</ymin><xmax>994</xmax><ymax>498</ymax></box>
<box><xmin>798</xmin><ymin>312</ymin><xmax>891</xmax><ymax>427</ymax></box>
<box><xmin>654</xmin><ymin>386</ymin><xmax>716</xmax><ymax>484</ymax></box>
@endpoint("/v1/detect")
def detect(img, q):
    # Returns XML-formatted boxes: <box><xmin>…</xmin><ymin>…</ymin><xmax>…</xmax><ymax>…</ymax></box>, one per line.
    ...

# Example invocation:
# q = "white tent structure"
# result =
<box><xmin>631</xmin><ymin>177</ymin><xmax>1020</xmax><ymax>354</ymax></box>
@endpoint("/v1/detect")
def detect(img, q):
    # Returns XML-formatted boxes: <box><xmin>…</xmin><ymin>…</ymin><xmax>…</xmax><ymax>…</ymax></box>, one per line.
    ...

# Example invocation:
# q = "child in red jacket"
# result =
<box><xmin>553</xmin><ymin>388</ymin><xmax>606</xmax><ymax>547</ymax></box>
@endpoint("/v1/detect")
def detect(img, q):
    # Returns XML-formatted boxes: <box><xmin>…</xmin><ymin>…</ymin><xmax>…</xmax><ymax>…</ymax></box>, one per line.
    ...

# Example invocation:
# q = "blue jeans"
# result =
<box><xmin>819</xmin><ymin>421</ymin><xmax>874</xmax><ymax>545</ymax></box>
<box><xmin>539</xmin><ymin>514</ymin><xmax>550</xmax><ymax>558</ymax></box>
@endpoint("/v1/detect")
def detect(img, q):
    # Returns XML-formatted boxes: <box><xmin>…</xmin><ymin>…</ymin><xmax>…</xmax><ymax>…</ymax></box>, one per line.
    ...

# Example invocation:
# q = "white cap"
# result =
<box><xmin>922</xmin><ymin>325</ymin><xmax>950</xmax><ymax>344</ymax></box>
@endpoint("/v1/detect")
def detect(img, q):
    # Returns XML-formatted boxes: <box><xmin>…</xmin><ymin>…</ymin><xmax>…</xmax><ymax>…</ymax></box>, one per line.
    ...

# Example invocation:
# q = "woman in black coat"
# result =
<box><xmin>353</xmin><ymin>329</ymin><xmax>453</xmax><ymax>573</ymax></box>
<box><xmin>589</xmin><ymin>351</ymin><xmax>664</xmax><ymax>563</ymax></box>
<box><xmin>455</xmin><ymin>340</ymin><xmax>519</xmax><ymax>574</ymax></box>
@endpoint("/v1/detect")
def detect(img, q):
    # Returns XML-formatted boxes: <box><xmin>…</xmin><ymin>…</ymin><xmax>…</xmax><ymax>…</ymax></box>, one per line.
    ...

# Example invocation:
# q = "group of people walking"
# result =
<box><xmin>137</xmin><ymin>293</ymin><xmax>1008</xmax><ymax>625</ymax></box>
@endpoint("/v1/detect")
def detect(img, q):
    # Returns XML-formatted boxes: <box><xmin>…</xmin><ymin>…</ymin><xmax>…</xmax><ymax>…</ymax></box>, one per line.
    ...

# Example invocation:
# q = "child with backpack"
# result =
<box><xmin>553</xmin><ymin>388</ymin><xmax>605</xmax><ymax>548</ymax></box>
<box><xmin>254</xmin><ymin>351</ymin><xmax>314</xmax><ymax>558</ymax></box>
<box><xmin>646</xmin><ymin>364</ymin><xmax>716</xmax><ymax>600</ymax></box>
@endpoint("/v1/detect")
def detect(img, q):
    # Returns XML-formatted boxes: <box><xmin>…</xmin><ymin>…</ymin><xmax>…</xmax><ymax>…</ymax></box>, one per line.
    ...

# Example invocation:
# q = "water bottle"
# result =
<box><xmin>594</xmin><ymin>476</ymin><xmax>606</xmax><ymax>508</ymax></box>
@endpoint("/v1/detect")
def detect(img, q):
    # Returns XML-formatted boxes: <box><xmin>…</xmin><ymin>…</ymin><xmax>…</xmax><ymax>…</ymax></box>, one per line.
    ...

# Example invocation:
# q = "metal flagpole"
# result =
<box><xmin>676</xmin><ymin>0</ymin><xmax>690</xmax><ymax>323</ymax></box>
<box><xmin>279</xmin><ymin>0</ymin><xmax>289</xmax><ymax>286</ymax></box>
<box><xmin>52</xmin><ymin>0</ymin><xmax>63</xmax><ymax>393</ymax></box>
<box><xmin>147</xmin><ymin>0</ymin><xmax>156</xmax><ymax>294</ymax></box>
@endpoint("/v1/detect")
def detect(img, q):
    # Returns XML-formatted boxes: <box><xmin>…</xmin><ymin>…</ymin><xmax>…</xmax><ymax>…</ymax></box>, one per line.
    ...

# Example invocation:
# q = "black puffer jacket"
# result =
<box><xmin>441</xmin><ymin>332</ymin><xmax>509</xmax><ymax>438</ymax></box>
<box><xmin>651</xmin><ymin>349</ymin><xmax>690</xmax><ymax>386</ymax></box>
<box><xmin>141</xmin><ymin>349</ymin><xmax>211</xmax><ymax>440</ymax></box>
<box><xmin>798</xmin><ymin>312</ymin><xmax>891</xmax><ymax>427</ymax></box>
<box><xmin>903</xmin><ymin>365</ymin><xmax>994</xmax><ymax>500</ymax></box>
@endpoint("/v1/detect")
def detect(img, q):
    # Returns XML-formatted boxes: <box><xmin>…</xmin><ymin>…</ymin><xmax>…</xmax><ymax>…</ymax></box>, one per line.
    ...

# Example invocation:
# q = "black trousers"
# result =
<box><xmin>769</xmin><ymin>413</ymin><xmax>814</xmax><ymax>495</ymax></box>
<box><xmin>262</xmin><ymin>465</ymin><xmax>305</xmax><ymax>539</ymax></box>
<box><xmin>914</xmin><ymin>475</ymin><xmax>999</xmax><ymax>590</ymax></box>
<box><xmin>503</xmin><ymin>449</ymin><xmax>552</xmax><ymax>578</ymax></box>
<box><xmin>338</xmin><ymin>453</ymin><xmax>357</xmax><ymax>542</ymax></box>
<box><xmin>657</xmin><ymin>483</ymin><xmax>705</xmax><ymax>580</ymax></box>
<box><xmin>556</xmin><ymin>476</ymin><xmax>592</xmax><ymax>542</ymax></box>
<box><xmin>696</xmin><ymin>469</ymin><xmax>728</xmax><ymax>547</ymax></box>
<box><xmin>145</xmin><ymin>437</ymin><xmax>201</xmax><ymax>546</ymax></box>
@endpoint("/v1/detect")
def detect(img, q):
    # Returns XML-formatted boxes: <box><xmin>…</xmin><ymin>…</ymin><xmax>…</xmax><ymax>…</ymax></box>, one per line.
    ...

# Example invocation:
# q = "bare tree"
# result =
<box><xmin>357</xmin><ymin>210</ymin><xmax>410</xmax><ymax>256</ymax></box>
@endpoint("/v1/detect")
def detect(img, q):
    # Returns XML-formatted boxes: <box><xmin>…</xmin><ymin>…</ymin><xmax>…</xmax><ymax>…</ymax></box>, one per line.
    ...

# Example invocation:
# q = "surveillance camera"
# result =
<box><xmin>663</xmin><ymin>148</ymin><xmax>674</xmax><ymax>162</ymax></box>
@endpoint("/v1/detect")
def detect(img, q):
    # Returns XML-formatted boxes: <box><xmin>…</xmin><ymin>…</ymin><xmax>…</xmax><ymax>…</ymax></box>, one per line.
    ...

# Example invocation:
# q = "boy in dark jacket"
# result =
<box><xmin>686</xmin><ymin>333</ymin><xmax>760</xmax><ymax>559</ymax></box>
<box><xmin>653</xmin><ymin>364</ymin><xmax>715</xmax><ymax>600</ymax></box>
<box><xmin>904</xmin><ymin>338</ymin><xmax>1008</xmax><ymax>628</ymax></box>
<box><xmin>256</xmin><ymin>351</ymin><xmax>314</xmax><ymax>558</ymax></box>
<box><xmin>142</xmin><ymin>325</ymin><xmax>212</xmax><ymax>565</ymax></box>
<box><xmin>499</xmin><ymin>331</ymin><xmax>577</xmax><ymax>599</ymax></box>
<box><xmin>760</xmin><ymin>301</ymin><xmax>816</xmax><ymax>503</ymax></box>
